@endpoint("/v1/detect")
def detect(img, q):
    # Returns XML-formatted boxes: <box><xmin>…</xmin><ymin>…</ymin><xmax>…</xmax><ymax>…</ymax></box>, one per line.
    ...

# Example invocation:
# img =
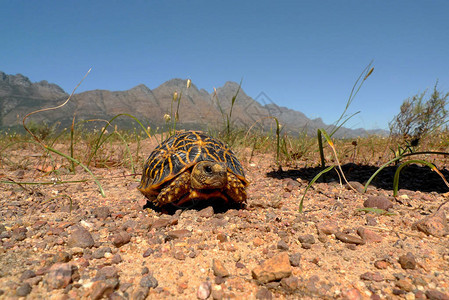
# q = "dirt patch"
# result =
<box><xmin>1</xmin><ymin>146</ymin><xmax>448</xmax><ymax>299</ymax></box>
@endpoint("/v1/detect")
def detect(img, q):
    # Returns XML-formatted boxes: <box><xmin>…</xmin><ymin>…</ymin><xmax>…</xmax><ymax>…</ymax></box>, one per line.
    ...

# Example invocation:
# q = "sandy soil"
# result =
<box><xmin>0</xmin><ymin>141</ymin><xmax>448</xmax><ymax>299</ymax></box>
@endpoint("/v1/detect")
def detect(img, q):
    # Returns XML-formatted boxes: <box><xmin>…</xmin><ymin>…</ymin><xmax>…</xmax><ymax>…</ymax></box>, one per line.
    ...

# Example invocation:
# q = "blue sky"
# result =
<box><xmin>2</xmin><ymin>1</ymin><xmax>448</xmax><ymax>130</ymax></box>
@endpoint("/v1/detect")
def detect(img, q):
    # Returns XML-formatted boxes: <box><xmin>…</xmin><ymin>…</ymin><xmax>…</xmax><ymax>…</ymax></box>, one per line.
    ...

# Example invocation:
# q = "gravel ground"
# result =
<box><xmin>1</xmin><ymin>144</ymin><xmax>448</xmax><ymax>299</ymax></box>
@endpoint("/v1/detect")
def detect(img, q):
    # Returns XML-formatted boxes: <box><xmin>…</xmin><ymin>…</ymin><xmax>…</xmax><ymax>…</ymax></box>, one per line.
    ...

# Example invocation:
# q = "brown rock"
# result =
<box><xmin>112</xmin><ymin>231</ymin><xmax>131</xmax><ymax>247</ymax></box>
<box><xmin>298</xmin><ymin>234</ymin><xmax>315</xmax><ymax>244</ymax></box>
<box><xmin>346</xmin><ymin>181</ymin><xmax>365</xmax><ymax>193</ymax></box>
<box><xmin>151</xmin><ymin>218</ymin><xmax>171</xmax><ymax>230</ymax></box>
<box><xmin>398</xmin><ymin>252</ymin><xmax>416</xmax><ymax>270</ymax></box>
<box><xmin>16</xmin><ymin>283</ymin><xmax>32</xmax><ymax>297</ymax></box>
<box><xmin>132</xmin><ymin>287</ymin><xmax>149</xmax><ymax>300</ymax></box>
<box><xmin>253</xmin><ymin>237</ymin><xmax>265</xmax><ymax>247</ymax></box>
<box><xmin>252</xmin><ymin>252</ymin><xmax>292</xmax><ymax>283</ymax></box>
<box><xmin>46</xmin><ymin>263</ymin><xmax>77</xmax><ymax>290</ymax></box>
<box><xmin>374</xmin><ymin>260</ymin><xmax>390</xmax><ymax>269</ymax></box>
<box><xmin>90</xmin><ymin>279</ymin><xmax>118</xmax><ymax>300</ymax></box>
<box><xmin>198</xmin><ymin>206</ymin><xmax>214</xmax><ymax>218</ymax></box>
<box><xmin>277</xmin><ymin>240</ymin><xmax>289</xmax><ymax>251</ymax></box>
<box><xmin>280</xmin><ymin>275</ymin><xmax>299</xmax><ymax>291</ymax></box>
<box><xmin>166</xmin><ymin>229</ymin><xmax>192</xmax><ymax>240</ymax></box>
<box><xmin>366</xmin><ymin>216</ymin><xmax>377</xmax><ymax>226</ymax></box>
<box><xmin>212</xmin><ymin>259</ymin><xmax>230</xmax><ymax>277</ymax></box>
<box><xmin>197</xmin><ymin>281</ymin><xmax>211</xmax><ymax>300</ymax></box>
<box><xmin>97</xmin><ymin>266</ymin><xmax>118</xmax><ymax>279</ymax></box>
<box><xmin>93</xmin><ymin>206</ymin><xmax>110</xmax><ymax>220</ymax></box>
<box><xmin>425</xmin><ymin>289</ymin><xmax>449</xmax><ymax>300</ymax></box>
<box><xmin>360</xmin><ymin>272</ymin><xmax>384</xmax><ymax>282</ymax></box>
<box><xmin>140</xmin><ymin>274</ymin><xmax>158</xmax><ymax>288</ymax></box>
<box><xmin>315</xmin><ymin>220</ymin><xmax>339</xmax><ymax>235</ymax></box>
<box><xmin>12</xmin><ymin>227</ymin><xmax>27</xmax><ymax>241</ymax></box>
<box><xmin>173</xmin><ymin>251</ymin><xmax>186</xmax><ymax>260</ymax></box>
<box><xmin>415</xmin><ymin>290</ymin><xmax>427</xmax><ymax>299</ymax></box>
<box><xmin>255</xmin><ymin>287</ymin><xmax>272</xmax><ymax>300</ymax></box>
<box><xmin>396</xmin><ymin>278</ymin><xmax>414</xmax><ymax>292</ymax></box>
<box><xmin>335</xmin><ymin>232</ymin><xmax>365</xmax><ymax>245</ymax></box>
<box><xmin>357</xmin><ymin>227</ymin><xmax>382</xmax><ymax>243</ymax></box>
<box><xmin>289</xmin><ymin>253</ymin><xmax>301</xmax><ymax>267</ymax></box>
<box><xmin>413</xmin><ymin>210</ymin><xmax>448</xmax><ymax>237</ymax></box>
<box><xmin>67</xmin><ymin>226</ymin><xmax>95</xmax><ymax>248</ymax></box>
<box><xmin>342</xmin><ymin>288</ymin><xmax>363</xmax><ymax>300</ymax></box>
<box><xmin>363</xmin><ymin>195</ymin><xmax>393</xmax><ymax>210</ymax></box>
<box><xmin>216</xmin><ymin>233</ymin><xmax>228</xmax><ymax>243</ymax></box>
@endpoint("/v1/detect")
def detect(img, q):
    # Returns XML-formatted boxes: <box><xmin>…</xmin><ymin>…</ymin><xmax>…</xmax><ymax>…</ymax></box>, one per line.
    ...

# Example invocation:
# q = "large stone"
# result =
<box><xmin>252</xmin><ymin>252</ymin><xmax>292</xmax><ymax>283</ymax></box>
<box><xmin>67</xmin><ymin>226</ymin><xmax>95</xmax><ymax>248</ymax></box>
<box><xmin>357</xmin><ymin>227</ymin><xmax>383</xmax><ymax>243</ymax></box>
<box><xmin>413</xmin><ymin>210</ymin><xmax>448</xmax><ymax>237</ymax></box>
<box><xmin>315</xmin><ymin>220</ymin><xmax>339</xmax><ymax>235</ymax></box>
<box><xmin>46</xmin><ymin>263</ymin><xmax>78</xmax><ymax>290</ymax></box>
<box><xmin>363</xmin><ymin>195</ymin><xmax>393</xmax><ymax>210</ymax></box>
<box><xmin>112</xmin><ymin>231</ymin><xmax>131</xmax><ymax>248</ymax></box>
<box><xmin>212</xmin><ymin>259</ymin><xmax>230</xmax><ymax>277</ymax></box>
<box><xmin>398</xmin><ymin>252</ymin><xmax>416</xmax><ymax>270</ymax></box>
<box><xmin>335</xmin><ymin>232</ymin><xmax>365</xmax><ymax>245</ymax></box>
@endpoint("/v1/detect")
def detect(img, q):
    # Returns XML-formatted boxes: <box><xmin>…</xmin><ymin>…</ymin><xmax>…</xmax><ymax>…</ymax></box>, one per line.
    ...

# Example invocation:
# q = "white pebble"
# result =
<box><xmin>197</xmin><ymin>282</ymin><xmax>211</xmax><ymax>300</ymax></box>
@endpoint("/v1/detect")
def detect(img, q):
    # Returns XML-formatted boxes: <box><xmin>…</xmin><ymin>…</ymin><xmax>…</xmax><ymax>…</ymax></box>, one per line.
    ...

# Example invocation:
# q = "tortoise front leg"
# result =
<box><xmin>225</xmin><ymin>173</ymin><xmax>247</xmax><ymax>203</ymax></box>
<box><xmin>156</xmin><ymin>172</ymin><xmax>191</xmax><ymax>206</ymax></box>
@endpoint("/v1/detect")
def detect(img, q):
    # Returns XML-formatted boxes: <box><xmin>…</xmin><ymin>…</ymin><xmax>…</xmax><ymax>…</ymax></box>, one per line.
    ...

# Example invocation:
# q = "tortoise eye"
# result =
<box><xmin>204</xmin><ymin>165</ymin><xmax>213</xmax><ymax>174</ymax></box>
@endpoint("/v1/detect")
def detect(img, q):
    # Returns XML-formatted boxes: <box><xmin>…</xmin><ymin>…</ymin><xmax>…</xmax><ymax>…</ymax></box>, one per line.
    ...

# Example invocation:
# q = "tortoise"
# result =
<box><xmin>138</xmin><ymin>131</ymin><xmax>249</xmax><ymax>207</ymax></box>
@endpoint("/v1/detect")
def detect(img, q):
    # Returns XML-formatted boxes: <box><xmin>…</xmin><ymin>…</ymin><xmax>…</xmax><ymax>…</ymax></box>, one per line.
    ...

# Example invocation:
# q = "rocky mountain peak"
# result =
<box><xmin>130</xmin><ymin>84</ymin><xmax>152</xmax><ymax>94</ymax></box>
<box><xmin>0</xmin><ymin>72</ymin><xmax>32</xmax><ymax>87</ymax></box>
<box><xmin>0</xmin><ymin>70</ymin><xmax>385</xmax><ymax>137</ymax></box>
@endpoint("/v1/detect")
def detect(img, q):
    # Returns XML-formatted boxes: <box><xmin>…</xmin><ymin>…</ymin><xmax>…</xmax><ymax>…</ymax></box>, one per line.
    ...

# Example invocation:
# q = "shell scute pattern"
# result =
<box><xmin>141</xmin><ymin>131</ymin><xmax>246</xmax><ymax>190</ymax></box>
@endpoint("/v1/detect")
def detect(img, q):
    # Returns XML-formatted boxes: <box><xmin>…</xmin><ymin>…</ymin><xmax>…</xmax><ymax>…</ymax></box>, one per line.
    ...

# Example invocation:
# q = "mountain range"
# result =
<box><xmin>0</xmin><ymin>71</ymin><xmax>386</xmax><ymax>137</ymax></box>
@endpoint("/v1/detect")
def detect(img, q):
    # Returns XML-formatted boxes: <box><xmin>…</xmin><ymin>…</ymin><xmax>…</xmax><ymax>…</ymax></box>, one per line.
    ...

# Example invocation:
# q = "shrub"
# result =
<box><xmin>389</xmin><ymin>81</ymin><xmax>449</xmax><ymax>140</ymax></box>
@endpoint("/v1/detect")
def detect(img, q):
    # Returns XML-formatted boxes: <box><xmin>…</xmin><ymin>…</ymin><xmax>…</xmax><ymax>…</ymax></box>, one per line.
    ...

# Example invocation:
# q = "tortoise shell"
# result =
<box><xmin>138</xmin><ymin>131</ymin><xmax>248</xmax><ymax>205</ymax></box>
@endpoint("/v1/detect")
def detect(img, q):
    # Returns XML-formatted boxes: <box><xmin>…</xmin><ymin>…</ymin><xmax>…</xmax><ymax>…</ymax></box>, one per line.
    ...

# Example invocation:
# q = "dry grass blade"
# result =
<box><xmin>16</xmin><ymin>68</ymin><xmax>106</xmax><ymax>196</ymax></box>
<box><xmin>23</xmin><ymin>68</ymin><xmax>92</xmax><ymax>144</ymax></box>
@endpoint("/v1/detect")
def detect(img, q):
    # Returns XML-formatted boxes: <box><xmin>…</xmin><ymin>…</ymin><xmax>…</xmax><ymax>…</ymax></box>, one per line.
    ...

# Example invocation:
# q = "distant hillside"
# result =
<box><xmin>0</xmin><ymin>71</ymin><xmax>387</xmax><ymax>137</ymax></box>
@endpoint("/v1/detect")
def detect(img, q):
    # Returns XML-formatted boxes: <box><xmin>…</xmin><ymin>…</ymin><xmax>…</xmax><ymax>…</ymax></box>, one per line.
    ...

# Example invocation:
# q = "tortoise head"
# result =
<box><xmin>191</xmin><ymin>161</ymin><xmax>227</xmax><ymax>190</ymax></box>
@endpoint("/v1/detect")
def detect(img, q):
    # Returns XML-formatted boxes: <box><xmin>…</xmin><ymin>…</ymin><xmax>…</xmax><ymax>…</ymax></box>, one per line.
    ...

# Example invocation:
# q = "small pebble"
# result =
<box><xmin>252</xmin><ymin>252</ymin><xmax>292</xmax><ymax>283</ymax></box>
<box><xmin>112</xmin><ymin>231</ymin><xmax>131</xmax><ymax>248</ymax></box>
<box><xmin>16</xmin><ymin>283</ymin><xmax>32</xmax><ymax>297</ymax></box>
<box><xmin>111</xmin><ymin>254</ymin><xmax>122</xmax><ymax>264</ymax></box>
<box><xmin>93</xmin><ymin>246</ymin><xmax>112</xmax><ymax>259</ymax></box>
<box><xmin>46</xmin><ymin>263</ymin><xmax>76</xmax><ymax>290</ymax></box>
<box><xmin>93</xmin><ymin>206</ymin><xmax>111</xmax><ymax>220</ymax></box>
<box><xmin>315</xmin><ymin>221</ymin><xmax>339</xmax><ymax>235</ymax></box>
<box><xmin>212</xmin><ymin>259</ymin><xmax>230</xmax><ymax>277</ymax></box>
<box><xmin>12</xmin><ymin>227</ymin><xmax>27</xmax><ymax>241</ymax></box>
<box><xmin>256</xmin><ymin>287</ymin><xmax>272</xmax><ymax>300</ymax></box>
<box><xmin>174</xmin><ymin>251</ymin><xmax>186</xmax><ymax>260</ymax></box>
<box><xmin>298</xmin><ymin>234</ymin><xmax>315</xmax><ymax>244</ymax></box>
<box><xmin>357</xmin><ymin>227</ymin><xmax>382</xmax><ymax>243</ymax></box>
<box><xmin>425</xmin><ymin>289</ymin><xmax>449</xmax><ymax>300</ymax></box>
<box><xmin>289</xmin><ymin>253</ymin><xmax>301</xmax><ymax>267</ymax></box>
<box><xmin>20</xmin><ymin>269</ymin><xmax>36</xmax><ymax>280</ymax></box>
<box><xmin>277</xmin><ymin>240</ymin><xmax>289</xmax><ymax>250</ymax></box>
<box><xmin>97</xmin><ymin>266</ymin><xmax>118</xmax><ymax>279</ymax></box>
<box><xmin>363</xmin><ymin>195</ymin><xmax>393</xmax><ymax>210</ymax></box>
<box><xmin>198</xmin><ymin>206</ymin><xmax>214</xmax><ymax>218</ymax></box>
<box><xmin>67</xmin><ymin>226</ymin><xmax>95</xmax><ymax>248</ymax></box>
<box><xmin>197</xmin><ymin>281</ymin><xmax>211</xmax><ymax>300</ymax></box>
<box><xmin>143</xmin><ymin>248</ymin><xmax>154</xmax><ymax>258</ymax></box>
<box><xmin>374</xmin><ymin>260</ymin><xmax>389</xmax><ymax>269</ymax></box>
<box><xmin>360</xmin><ymin>272</ymin><xmax>384</xmax><ymax>282</ymax></box>
<box><xmin>398</xmin><ymin>252</ymin><xmax>416</xmax><ymax>270</ymax></box>
<box><xmin>413</xmin><ymin>210</ymin><xmax>448</xmax><ymax>237</ymax></box>
<box><xmin>140</xmin><ymin>274</ymin><xmax>158</xmax><ymax>289</ymax></box>
<box><xmin>280</xmin><ymin>275</ymin><xmax>299</xmax><ymax>291</ymax></box>
<box><xmin>335</xmin><ymin>232</ymin><xmax>365</xmax><ymax>245</ymax></box>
